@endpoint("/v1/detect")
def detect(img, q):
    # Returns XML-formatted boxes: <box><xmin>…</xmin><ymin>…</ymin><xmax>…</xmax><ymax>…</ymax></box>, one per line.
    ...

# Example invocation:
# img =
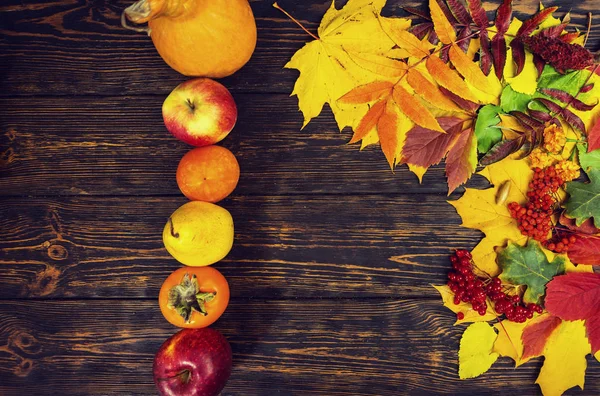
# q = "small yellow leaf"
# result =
<box><xmin>393</xmin><ymin>85</ymin><xmax>444</xmax><ymax>132</ymax></box>
<box><xmin>426</xmin><ymin>55</ymin><xmax>481</xmax><ymax>104</ymax></box>
<box><xmin>459</xmin><ymin>322</ymin><xmax>499</xmax><ymax>379</ymax></box>
<box><xmin>406</xmin><ymin>69</ymin><xmax>463</xmax><ymax>113</ymax></box>
<box><xmin>493</xmin><ymin>320</ymin><xmax>527</xmax><ymax>367</ymax></box>
<box><xmin>433</xmin><ymin>285</ymin><xmax>497</xmax><ymax>324</ymax></box>
<box><xmin>338</xmin><ymin>81</ymin><xmax>394</xmax><ymax>104</ymax></box>
<box><xmin>383</xmin><ymin>21</ymin><xmax>433</xmax><ymax>60</ymax></box>
<box><xmin>536</xmin><ymin>320</ymin><xmax>591</xmax><ymax>396</ymax></box>
<box><xmin>449</xmin><ymin>44</ymin><xmax>492</xmax><ymax>98</ymax></box>
<box><xmin>346</xmin><ymin>51</ymin><xmax>408</xmax><ymax>78</ymax></box>
<box><xmin>407</xmin><ymin>163</ymin><xmax>427</xmax><ymax>183</ymax></box>
<box><xmin>429</xmin><ymin>0</ymin><xmax>456</xmax><ymax>44</ymax></box>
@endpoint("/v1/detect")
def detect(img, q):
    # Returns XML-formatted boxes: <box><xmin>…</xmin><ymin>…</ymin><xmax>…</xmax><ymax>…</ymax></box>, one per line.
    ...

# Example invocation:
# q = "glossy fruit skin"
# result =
<box><xmin>162</xmin><ymin>201</ymin><xmax>234</xmax><ymax>267</ymax></box>
<box><xmin>159</xmin><ymin>266</ymin><xmax>230</xmax><ymax>328</ymax></box>
<box><xmin>163</xmin><ymin>78</ymin><xmax>237</xmax><ymax>147</ymax></box>
<box><xmin>177</xmin><ymin>146</ymin><xmax>240</xmax><ymax>203</ymax></box>
<box><xmin>153</xmin><ymin>328</ymin><xmax>232</xmax><ymax>396</ymax></box>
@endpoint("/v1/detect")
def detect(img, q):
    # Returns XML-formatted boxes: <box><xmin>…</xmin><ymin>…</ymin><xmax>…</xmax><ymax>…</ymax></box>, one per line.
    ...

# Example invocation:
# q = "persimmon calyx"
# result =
<box><xmin>168</xmin><ymin>273</ymin><xmax>216</xmax><ymax>323</ymax></box>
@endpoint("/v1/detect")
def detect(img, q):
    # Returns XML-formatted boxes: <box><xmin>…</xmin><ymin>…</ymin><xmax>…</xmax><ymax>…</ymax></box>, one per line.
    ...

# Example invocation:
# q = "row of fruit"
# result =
<box><xmin>121</xmin><ymin>0</ymin><xmax>258</xmax><ymax>394</ymax></box>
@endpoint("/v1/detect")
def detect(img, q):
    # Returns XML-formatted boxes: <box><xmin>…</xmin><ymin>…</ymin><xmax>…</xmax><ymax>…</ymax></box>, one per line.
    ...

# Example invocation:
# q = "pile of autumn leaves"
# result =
<box><xmin>279</xmin><ymin>0</ymin><xmax>600</xmax><ymax>395</ymax></box>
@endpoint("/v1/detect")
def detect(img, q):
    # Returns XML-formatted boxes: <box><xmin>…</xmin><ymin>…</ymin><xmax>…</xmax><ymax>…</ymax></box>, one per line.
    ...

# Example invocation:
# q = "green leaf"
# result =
<box><xmin>500</xmin><ymin>85</ymin><xmax>532</xmax><ymax>113</ymax></box>
<box><xmin>565</xmin><ymin>168</ymin><xmax>600</xmax><ymax>226</ymax></box>
<box><xmin>578</xmin><ymin>144</ymin><xmax>600</xmax><ymax>173</ymax></box>
<box><xmin>537</xmin><ymin>65</ymin><xmax>588</xmax><ymax>96</ymax></box>
<box><xmin>498</xmin><ymin>240</ymin><xmax>566</xmax><ymax>304</ymax></box>
<box><xmin>474</xmin><ymin>105</ymin><xmax>503</xmax><ymax>153</ymax></box>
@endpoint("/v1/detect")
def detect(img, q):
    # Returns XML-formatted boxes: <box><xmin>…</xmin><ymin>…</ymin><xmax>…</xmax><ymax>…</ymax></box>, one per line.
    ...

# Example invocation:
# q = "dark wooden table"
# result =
<box><xmin>1</xmin><ymin>0</ymin><xmax>599</xmax><ymax>394</ymax></box>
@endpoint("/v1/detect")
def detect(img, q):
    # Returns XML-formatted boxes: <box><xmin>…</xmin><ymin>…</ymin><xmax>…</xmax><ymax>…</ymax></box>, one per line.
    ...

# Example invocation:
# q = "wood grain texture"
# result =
<box><xmin>0</xmin><ymin>95</ymin><xmax>491</xmax><ymax>196</ymax></box>
<box><xmin>0</xmin><ymin>0</ymin><xmax>597</xmax><ymax>96</ymax></box>
<box><xmin>2</xmin><ymin>299</ymin><xmax>599</xmax><ymax>395</ymax></box>
<box><xmin>0</xmin><ymin>195</ymin><xmax>481</xmax><ymax>299</ymax></box>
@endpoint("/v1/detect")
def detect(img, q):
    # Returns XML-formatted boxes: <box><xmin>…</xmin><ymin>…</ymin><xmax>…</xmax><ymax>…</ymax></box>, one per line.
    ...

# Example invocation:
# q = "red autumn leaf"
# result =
<box><xmin>581</xmin><ymin>83</ymin><xmax>594</xmax><ymax>94</ymax></box>
<box><xmin>521</xmin><ymin>314</ymin><xmax>562</xmax><ymax>360</ymax></box>
<box><xmin>559</xmin><ymin>32</ymin><xmax>580</xmax><ymax>43</ymax></box>
<box><xmin>403</xmin><ymin>6</ymin><xmax>431</xmax><ymax>21</ymax></box>
<box><xmin>438</xmin><ymin>86</ymin><xmax>479</xmax><ymax>113</ymax></box>
<box><xmin>510</xmin><ymin>38</ymin><xmax>526</xmax><ymax>76</ymax></box>
<box><xmin>494</xmin><ymin>0</ymin><xmax>512</xmax><ymax>35</ymax></box>
<box><xmin>411</xmin><ymin>23</ymin><xmax>434</xmax><ymax>40</ymax></box>
<box><xmin>545</xmin><ymin>273</ymin><xmax>600</xmax><ymax>321</ymax></box>
<box><xmin>517</xmin><ymin>6</ymin><xmax>558</xmax><ymax>37</ymax></box>
<box><xmin>539</xmin><ymin>88</ymin><xmax>598</xmax><ymax>111</ymax></box>
<box><xmin>559</xmin><ymin>212</ymin><xmax>599</xmax><ymax>235</ymax></box>
<box><xmin>536</xmin><ymin>98</ymin><xmax>586</xmax><ymax>133</ymax></box>
<box><xmin>400</xmin><ymin>117</ymin><xmax>464</xmax><ymax>168</ymax></box>
<box><xmin>491</xmin><ymin>35</ymin><xmax>507</xmax><ymax>80</ymax></box>
<box><xmin>479</xmin><ymin>135</ymin><xmax>526</xmax><ymax>166</ymax></box>
<box><xmin>539</xmin><ymin>23</ymin><xmax>567</xmax><ymax>38</ymax></box>
<box><xmin>533</xmin><ymin>54</ymin><xmax>545</xmax><ymax>77</ymax></box>
<box><xmin>479</xmin><ymin>32</ymin><xmax>493</xmax><ymax>76</ymax></box>
<box><xmin>510</xmin><ymin>110</ymin><xmax>544</xmax><ymax>130</ymax></box>
<box><xmin>445</xmin><ymin>126</ymin><xmax>476</xmax><ymax>193</ymax></box>
<box><xmin>588</xmin><ymin>118</ymin><xmax>600</xmax><ymax>152</ymax></box>
<box><xmin>435</xmin><ymin>0</ymin><xmax>458</xmax><ymax>25</ymax></box>
<box><xmin>585</xmin><ymin>314</ymin><xmax>600</xmax><ymax>354</ymax></box>
<box><xmin>456</xmin><ymin>27</ymin><xmax>472</xmax><ymax>53</ymax></box>
<box><xmin>568</xmin><ymin>235</ymin><xmax>600</xmax><ymax>266</ymax></box>
<box><xmin>446</xmin><ymin>0</ymin><xmax>472</xmax><ymax>25</ymax></box>
<box><xmin>466</xmin><ymin>0</ymin><xmax>488</xmax><ymax>29</ymax></box>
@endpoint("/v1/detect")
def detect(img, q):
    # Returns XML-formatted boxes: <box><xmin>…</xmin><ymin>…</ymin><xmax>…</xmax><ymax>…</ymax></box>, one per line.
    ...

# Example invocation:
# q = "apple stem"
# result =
<box><xmin>273</xmin><ymin>2</ymin><xmax>319</xmax><ymax>41</ymax></box>
<box><xmin>157</xmin><ymin>369</ymin><xmax>191</xmax><ymax>384</ymax></box>
<box><xmin>168</xmin><ymin>217</ymin><xmax>179</xmax><ymax>239</ymax></box>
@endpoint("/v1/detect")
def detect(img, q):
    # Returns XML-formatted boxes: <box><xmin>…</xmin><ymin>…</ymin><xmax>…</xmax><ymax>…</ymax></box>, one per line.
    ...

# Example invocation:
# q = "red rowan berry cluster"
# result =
<box><xmin>508</xmin><ymin>166</ymin><xmax>563</xmax><ymax>241</ymax></box>
<box><xmin>543</xmin><ymin>234</ymin><xmax>578</xmax><ymax>253</ymax></box>
<box><xmin>447</xmin><ymin>250</ymin><xmax>543</xmax><ymax>323</ymax></box>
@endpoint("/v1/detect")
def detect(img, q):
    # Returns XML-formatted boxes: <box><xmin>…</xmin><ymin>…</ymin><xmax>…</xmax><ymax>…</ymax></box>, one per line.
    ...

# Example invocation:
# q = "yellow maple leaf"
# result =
<box><xmin>449</xmin><ymin>158</ymin><xmax>532</xmax><ymax>276</ymax></box>
<box><xmin>281</xmin><ymin>0</ymin><xmax>410</xmax><ymax>130</ymax></box>
<box><xmin>536</xmin><ymin>320</ymin><xmax>591</xmax><ymax>396</ymax></box>
<box><xmin>433</xmin><ymin>285</ymin><xmax>497</xmax><ymax>324</ymax></box>
<box><xmin>493</xmin><ymin>320</ymin><xmax>528</xmax><ymax>367</ymax></box>
<box><xmin>458</xmin><ymin>322</ymin><xmax>499</xmax><ymax>379</ymax></box>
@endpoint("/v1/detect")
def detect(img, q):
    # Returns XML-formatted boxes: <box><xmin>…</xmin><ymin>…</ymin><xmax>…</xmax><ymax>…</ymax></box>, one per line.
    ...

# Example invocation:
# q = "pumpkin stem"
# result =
<box><xmin>273</xmin><ymin>2</ymin><xmax>319</xmax><ymax>41</ymax></box>
<box><xmin>121</xmin><ymin>0</ymin><xmax>156</xmax><ymax>35</ymax></box>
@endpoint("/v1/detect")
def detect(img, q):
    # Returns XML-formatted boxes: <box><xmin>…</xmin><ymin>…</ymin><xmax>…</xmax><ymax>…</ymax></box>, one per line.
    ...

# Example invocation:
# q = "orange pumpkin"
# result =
<box><xmin>123</xmin><ymin>0</ymin><xmax>257</xmax><ymax>78</ymax></box>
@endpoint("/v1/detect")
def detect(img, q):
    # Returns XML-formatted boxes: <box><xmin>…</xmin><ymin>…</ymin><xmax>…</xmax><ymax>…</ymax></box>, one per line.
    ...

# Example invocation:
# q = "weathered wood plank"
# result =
<box><xmin>0</xmin><ymin>0</ymin><xmax>597</xmax><ymax>96</ymax></box>
<box><xmin>0</xmin><ymin>95</ymin><xmax>490</xmax><ymax>196</ymax></box>
<box><xmin>0</xmin><ymin>195</ymin><xmax>481</xmax><ymax>299</ymax></box>
<box><xmin>3</xmin><ymin>299</ymin><xmax>598</xmax><ymax>395</ymax></box>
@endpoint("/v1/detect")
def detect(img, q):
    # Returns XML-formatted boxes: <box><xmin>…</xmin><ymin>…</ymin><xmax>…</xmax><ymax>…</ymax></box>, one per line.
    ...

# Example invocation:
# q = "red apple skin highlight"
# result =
<box><xmin>163</xmin><ymin>78</ymin><xmax>237</xmax><ymax>147</ymax></box>
<box><xmin>153</xmin><ymin>328</ymin><xmax>233</xmax><ymax>396</ymax></box>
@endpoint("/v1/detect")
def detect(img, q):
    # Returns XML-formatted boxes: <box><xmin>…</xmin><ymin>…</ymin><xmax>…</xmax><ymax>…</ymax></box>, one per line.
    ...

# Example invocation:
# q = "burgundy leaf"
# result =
<box><xmin>522</xmin><ymin>36</ymin><xmax>595</xmax><ymax>72</ymax></box>
<box><xmin>528</xmin><ymin>109</ymin><xmax>553</xmax><ymax>123</ymax></box>
<box><xmin>491</xmin><ymin>35</ymin><xmax>507</xmax><ymax>80</ymax></box>
<box><xmin>456</xmin><ymin>27</ymin><xmax>472</xmax><ymax>53</ymax></box>
<box><xmin>428</xmin><ymin>29</ymin><xmax>440</xmax><ymax>45</ymax></box>
<box><xmin>438</xmin><ymin>86</ymin><xmax>480</xmax><ymax>113</ymax></box>
<box><xmin>545</xmin><ymin>273</ymin><xmax>600</xmax><ymax>320</ymax></box>
<box><xmin>411</xmin><ymin>23</ymin><xmax>434</xmax><ymax>40</ymax></box>
<box><xmin>510</xmin><ymin>111</ymin><xmax>544</xmax><ymax>129</ymax></box>
<box><xmin>521</xmin><ymin>315</ymin><xmax>562</xmax><ymax>360</ymax></box>
<box><xmin>585</xmin><ymin>315</ymin><xmax>600</xmax><ymax>354</ymax></box>
<box><xmin>401</xmin><ymin>117</ymin><xmax>465</xmax><ymax>168</ymax></box>
<box><xmin>517</xmin><ymin>6</ymin><xmax>558</xmax><ymax>37</ymax></box>
<box><xmin>466</xmin><ymin>0</ymin><xmax>488</xmax><ymax>29</ymax></box>
<box><xmin>403</xmin><ymin>6</ymin><xmax>431</xmax><ymax>21</ymax></box>
<box><xmin>494</xmin><ymin>0</ymin><xmax>512</xmax><ymax>36</ymax></box>
<box><xmin>436</xmin><ymin>0</ymin><xmax>459</xmax><ymax>25</ymax></box>
<box><xmin>540</xmin><ymin>88</ymin><xmax>598</xmax><ymax>111</ymax></box>
<box><xmin>440</xmin><ymin>45</ymin><xmax>450</xmax><ymax>63</ymax></box>
<box><xmin>533</xmin><ymin>54</ymin><xmax>545</xmax><ymax>77</ymax></box>
<box><xmin>568</xmin><ymin>235</ymin><xmax>600</xmax><ymax>266</ymax></box>
<box><xmin>536</xmin><ymin>98</ymin><xmax>586</xmax><ymax>133</ymax></box>
<box><xmin>446</xmin><ymin>0</ymin><xmax>472</xmax><ymax>25</ymax></box>
<box><xmin>539</xmin><ymin>23</ymin><xmax>567</xmax><ymax>38</ymax></box>
<box><xmin>581</xmin><ymin>83</ymin><xmax>594</xmax><ymax>94</ymax></box>
<box><xmin>479</xmin><ymin>33</ymin><xmax>493</xmax><ymax>76</ymax></box>
<box><xmin>588</xmin><ymin>118</ymin><xmax>600</xmax><ymax>152</ymax></box>
<box><xmin>479</xmin><ymin>135</ymin><xmax>526</xmax><ymax>166</ymax></box>
<box><xmin>446</xmin><ymin>127</ymin><xmax>476</xmax><ymax>193</ymax></box>
<box><xmin>559</xmin><ymin>212</ymin><xmax>600</xmax><ymax>235</ymax></box>
<box><xmin>510</xmin><ymin>38</ymin><xmax>526</xmax><ymax>76</ymax></box>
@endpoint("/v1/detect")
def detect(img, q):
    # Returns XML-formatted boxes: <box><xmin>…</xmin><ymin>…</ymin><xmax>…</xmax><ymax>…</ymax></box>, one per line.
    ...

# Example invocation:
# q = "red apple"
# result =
<box><xmin>153</xmin><ymin>328</ymin><xmax>232</xmax><ymax>396</ymax></box>
<box><xmin>163</xmin><ymin>78</ymin><xmax>237</xmax><ymax>147</ymax></box>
